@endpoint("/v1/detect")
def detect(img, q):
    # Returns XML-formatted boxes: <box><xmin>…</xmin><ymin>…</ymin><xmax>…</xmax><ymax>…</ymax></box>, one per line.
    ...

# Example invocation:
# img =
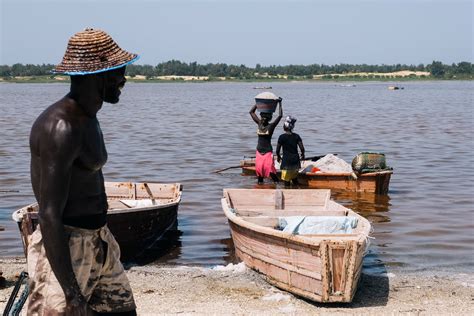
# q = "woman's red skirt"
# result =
<box><xmin>255</xmin><ymin>151</ymin><xmax>276</xmax><ymax>178</ymax></box>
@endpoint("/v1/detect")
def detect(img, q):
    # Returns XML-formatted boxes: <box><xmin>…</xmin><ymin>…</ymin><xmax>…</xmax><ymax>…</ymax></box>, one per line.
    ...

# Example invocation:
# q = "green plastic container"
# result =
<box><xmin>351</xmin><ymin>152</ymin><xmax>387</xmax><ymax>173</ymax></box>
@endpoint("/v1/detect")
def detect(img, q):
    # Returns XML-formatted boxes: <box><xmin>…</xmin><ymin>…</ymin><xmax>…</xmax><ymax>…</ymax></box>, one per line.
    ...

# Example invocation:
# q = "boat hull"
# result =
<box><xmin>222</xmin><ymin>189</ymin><xmax>370</xmax><ymax>303</ymax></box>
<box><xmin>107</xmin><ymin>204</ymin><xmax>179</xmax><ymax>261</ymax></box>
<box><xmin>228</xmin><ymin>220</ymin><xmax>365</xmax><ymax>303</ymax></box>
<box><xmin>13</xmin><ymin>182</ymin><xmax>182</xmax><ymax>262</ymax></box>
<box><xmin>241</xmin><ymin>164</ymin><xmax>392</xmax><ymax>194</ymax></box>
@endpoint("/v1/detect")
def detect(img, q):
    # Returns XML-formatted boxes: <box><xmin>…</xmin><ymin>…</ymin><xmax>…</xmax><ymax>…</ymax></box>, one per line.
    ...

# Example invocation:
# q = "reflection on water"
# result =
<box><xmin>130</xmin><ymin>227</ymin><xmax>183</xmax><ymax>267</ymax></box>
<box><xmin>0</xmin><ymin>81</ymin><xmax>473</xmax><ymax>275</ymax></box>
<box><xmin>332</xmin><ymin>190</ymin><xmax>392</xmax><ymax>223</ymax></box>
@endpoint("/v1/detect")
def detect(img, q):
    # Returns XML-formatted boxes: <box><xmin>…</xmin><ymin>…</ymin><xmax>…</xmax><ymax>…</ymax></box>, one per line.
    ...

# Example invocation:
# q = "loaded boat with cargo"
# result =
<box><xmin>240</xmin><ymin>153</ymin><xmax>393</xmax><ymax>194</ymax></box>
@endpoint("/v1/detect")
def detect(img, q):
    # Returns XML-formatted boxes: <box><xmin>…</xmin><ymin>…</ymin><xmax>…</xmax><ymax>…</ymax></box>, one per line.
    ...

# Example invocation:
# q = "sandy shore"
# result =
<box><xmin>1</xmin><ymin>258</ymin><xmax>472</xmax><ymax>315</ymax></box>
<box><xmin>313</xmin><ymin>70</ymin><xmax>431</xmax><ymax>79</ymax></box>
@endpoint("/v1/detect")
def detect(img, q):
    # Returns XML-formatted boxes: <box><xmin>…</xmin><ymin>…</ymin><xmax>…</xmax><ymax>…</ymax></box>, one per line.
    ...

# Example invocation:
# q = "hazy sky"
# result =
<box><xmin>1</xmin><ymin>0</ymin><xmax>472</xmax><ymax>66</ymax></box>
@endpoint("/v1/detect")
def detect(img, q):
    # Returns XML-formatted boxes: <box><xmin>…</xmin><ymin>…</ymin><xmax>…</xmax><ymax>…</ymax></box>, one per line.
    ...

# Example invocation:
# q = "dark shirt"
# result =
<box><xmin>256</xmin><ymin>122</ymin><xmax>276</xmax><ymax>154</ymax></box>
<box><xmin>278</xmin><ymin>132</ymin><xmax>302</xmax><ymax>169</ymax></box>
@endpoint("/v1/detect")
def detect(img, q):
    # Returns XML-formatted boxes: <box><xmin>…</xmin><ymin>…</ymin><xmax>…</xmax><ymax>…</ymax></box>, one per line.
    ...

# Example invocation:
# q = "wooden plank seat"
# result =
<box><xmin>236</xmin><ymin>208</ymin><xmax>347</xmax><ymax>217</ymax></box>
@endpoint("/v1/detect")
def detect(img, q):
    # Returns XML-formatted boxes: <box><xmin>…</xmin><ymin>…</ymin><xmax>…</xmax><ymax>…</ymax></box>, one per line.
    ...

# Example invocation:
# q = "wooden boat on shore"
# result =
<box><xmin>222</xmin><ymin>189</ymin><xmax>371</xmax><ymax>303</ymax></box>
<box><xmin>12</xmin><ymin>181</ymin><xmax>182</xmax><ymax>261</ymax></box>
<box><xmin>240</xmin><ymin>158</ymin><xmax>392</xmax><ymax>194</ymax></box>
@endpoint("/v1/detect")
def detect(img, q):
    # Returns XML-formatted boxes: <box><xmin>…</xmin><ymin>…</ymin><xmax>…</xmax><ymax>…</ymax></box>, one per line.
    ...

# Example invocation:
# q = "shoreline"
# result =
<box><xmin>0</xmin><ymin>75</ymin><xmax>472</xmax><ymax>84</ymax></box>
<box><xmin>1</xmin><ymin>258</ymin><xmax>472</xmax><ymax>315</ymax></box>
<box><xmin>0</xmin><ymin>78</ymin><xmax>472</xmax><ymax>84</ymax></box>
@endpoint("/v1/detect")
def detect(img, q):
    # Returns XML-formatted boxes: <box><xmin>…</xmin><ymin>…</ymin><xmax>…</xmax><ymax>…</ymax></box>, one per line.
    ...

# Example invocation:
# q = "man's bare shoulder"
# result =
<box><xmin>30</xmin><ymin>97</ymin><xmax>86</xmax><ymax>154</ymax></box>
<box><xmin>33</xmin><ymin>97</ymin><xmax>89</xmax><ymax>130</ymax></box>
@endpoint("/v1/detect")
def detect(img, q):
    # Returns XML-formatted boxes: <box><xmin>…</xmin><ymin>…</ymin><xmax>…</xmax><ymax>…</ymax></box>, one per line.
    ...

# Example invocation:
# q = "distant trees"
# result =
<box><xmin>0</xmin><ymin>63</ymin><xmax>56</xmax><ymax>77</ymax></box>
<box><xmin>454</xmin><ymin>62</ymin><xmax>472</xmax><ymax>74</ymax></box>
<box><xmin>0</xmin><ymin>61</ymin><xmax>472</xmax><ymax>79</ymax></box>
<box><xmin>428</xmin><ymin>61</ymin><xmax>445</xmax><ymax>78</ymax></box>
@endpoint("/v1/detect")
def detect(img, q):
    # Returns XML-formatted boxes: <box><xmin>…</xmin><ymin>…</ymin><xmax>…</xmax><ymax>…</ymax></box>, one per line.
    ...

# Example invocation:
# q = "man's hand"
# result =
<box><xmin>300</xmin><ymin>153</ymin><xmax>305</xmax><ymax>161</ymax></box>
<box><xmin>277</xmin><ymin>155</ymin><xmax>282</xmax><ymax>163</ymax></box>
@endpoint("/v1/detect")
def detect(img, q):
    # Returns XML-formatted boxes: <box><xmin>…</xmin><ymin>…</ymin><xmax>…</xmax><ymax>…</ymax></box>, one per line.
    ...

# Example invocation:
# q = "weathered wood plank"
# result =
<box><xmin>236</xmin><ymin>208</ymin><xmax>342</xmax><ymax>217</ymax></box>
<box><xmin>231</xmin><ymin>226</ymin><xmax>323</xmax><ymax>278</ymax></box>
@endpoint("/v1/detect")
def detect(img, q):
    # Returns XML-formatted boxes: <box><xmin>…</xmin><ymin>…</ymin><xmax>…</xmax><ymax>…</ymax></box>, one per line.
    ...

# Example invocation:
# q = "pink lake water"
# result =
<box><xmin>1</xmin><ymin>81</ymin><xmax>473</xmax><ymax>274</ymax></box>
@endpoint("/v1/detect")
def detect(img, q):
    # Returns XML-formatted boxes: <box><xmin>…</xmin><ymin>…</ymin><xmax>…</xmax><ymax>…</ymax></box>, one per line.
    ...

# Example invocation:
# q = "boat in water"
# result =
<box><xmin>240</xmin><ymin>156</ymin><xmax>392</xmax><ymax>194</ymax></box>
<box><xmin>388</xmin><ymin>86</ymin><xmax>404</xmax><ymax>90</ymax></box>
<box><xmin>12</xmin><ymin>181</ymin><xmax>182</xmax><ymax>261</ymax></box>
<box><xmin>222</xmin><ymin>188</ymin><xmax>371</xmax><ymax>303</ymax></box>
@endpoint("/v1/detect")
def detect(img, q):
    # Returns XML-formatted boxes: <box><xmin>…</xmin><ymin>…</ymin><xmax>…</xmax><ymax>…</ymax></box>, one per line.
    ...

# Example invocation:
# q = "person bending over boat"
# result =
<box><xmin>276</xmin><ymin>116</ymin><xmax>305</xmax><ymax>186</ymax></box>
<box><xmin>249</xmin><ymin>94</ymin><xmax>283</xmax><ymax>184</ymax></box>
<box><xmin>28</xmin><ymin>28</ymin><xmax>138</xmax><ymax>315</ymax></box>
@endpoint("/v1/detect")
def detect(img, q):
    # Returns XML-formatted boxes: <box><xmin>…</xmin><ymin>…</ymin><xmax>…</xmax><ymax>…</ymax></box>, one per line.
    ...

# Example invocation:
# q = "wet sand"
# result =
<box><xmin>1</xmin><ymin>258</ymin><xmax>472</xmax><ymax>315</ymax></box>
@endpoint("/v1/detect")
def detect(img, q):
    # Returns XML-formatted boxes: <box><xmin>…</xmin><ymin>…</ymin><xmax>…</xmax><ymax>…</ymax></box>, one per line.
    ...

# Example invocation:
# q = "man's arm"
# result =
<box><xmin>269</xmin><ymin>99</ymin><xmax>283</xmax><ymax>134</ymax></box>
<box><xmin>37</xmin><ymin>119</ymin><xmax>92</xmax><ymax>314</ymax></box>
<box><xmin>274</xmin><ymin>98</ymin><xmax>283</xmax><ymax>124</ymax></box>
<box><xmin>249</xmin><ymin>104</ymin><xmax>260</xmax><ymax>124</ymax></box>
<box><xmin>276</xmin><ymin>142</ymin><xmax>282</xmax><ymax>163</ymax></box>
<box><xmin>298</xmin><ymin>139</ymin><xmax>305</xmax><ymax>161</ymax></box>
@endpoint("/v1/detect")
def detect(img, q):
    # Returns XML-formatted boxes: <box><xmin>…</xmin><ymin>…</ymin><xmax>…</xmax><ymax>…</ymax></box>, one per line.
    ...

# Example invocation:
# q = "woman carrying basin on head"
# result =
<box><xmin>249</xmin><ymin>92</ymin><xmax>283</xmax><ymax>184</ymax></box>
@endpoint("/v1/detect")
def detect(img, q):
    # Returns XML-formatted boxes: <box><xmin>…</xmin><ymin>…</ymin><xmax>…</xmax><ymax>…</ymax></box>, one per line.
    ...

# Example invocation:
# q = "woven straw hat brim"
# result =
<box><xmin>53</xmin><ymin>29</ymin><xmax>139</xmax><ymax>75</ymax></box>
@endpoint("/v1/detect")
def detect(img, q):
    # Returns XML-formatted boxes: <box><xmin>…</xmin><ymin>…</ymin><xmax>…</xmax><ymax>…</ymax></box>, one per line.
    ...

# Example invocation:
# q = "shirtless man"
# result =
<box><xmin>28</xmin><ymin>28</ymin><xmax>139</xmax><ymax>315</ymax></box>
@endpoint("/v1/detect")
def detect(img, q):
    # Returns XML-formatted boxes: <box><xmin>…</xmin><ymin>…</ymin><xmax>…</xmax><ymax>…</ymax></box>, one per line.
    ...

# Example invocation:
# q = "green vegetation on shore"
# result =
<box><xmin>0</xmin><ymin>60</ymin><xmax>472</xmax><ymax>83</ymax></box>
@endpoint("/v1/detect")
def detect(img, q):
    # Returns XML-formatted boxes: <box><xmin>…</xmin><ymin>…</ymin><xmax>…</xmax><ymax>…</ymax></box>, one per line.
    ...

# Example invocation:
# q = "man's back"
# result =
<box><xmin>278</xmin><ymin>132</ymin><xmax>302</xmax><ymax>155</ymax></box>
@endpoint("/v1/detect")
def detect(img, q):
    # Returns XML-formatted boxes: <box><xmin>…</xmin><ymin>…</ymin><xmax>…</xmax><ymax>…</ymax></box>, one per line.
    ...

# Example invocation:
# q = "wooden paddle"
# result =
<box><xmin>213</xmin><ymin>165</ymin><xmax>242</xmax><ymax>173</ymax></box>
<box><xmin>243</xmin><ymin>154</ymin><xmax>337</xmax><ymax>161</ymax></box>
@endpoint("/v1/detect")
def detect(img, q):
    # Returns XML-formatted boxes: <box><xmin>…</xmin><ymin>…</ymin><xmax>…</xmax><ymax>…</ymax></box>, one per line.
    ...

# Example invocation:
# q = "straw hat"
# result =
<box><xmin>53</xmin><ymin>28</ymin><xmax>139</xmax><ymax>75</ymax></box>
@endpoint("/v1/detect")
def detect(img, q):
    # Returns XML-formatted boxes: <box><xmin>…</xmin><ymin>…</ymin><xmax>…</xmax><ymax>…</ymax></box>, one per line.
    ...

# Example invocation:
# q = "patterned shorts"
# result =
<box><xmin>27</xmin><ymin>224</ymin><xmax>136</xmax><ymax>315</ymax></box>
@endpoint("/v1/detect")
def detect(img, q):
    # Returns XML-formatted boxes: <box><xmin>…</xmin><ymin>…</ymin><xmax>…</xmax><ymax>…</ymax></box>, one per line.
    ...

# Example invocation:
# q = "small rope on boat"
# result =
<box><xmin>363</xmin><ymin>233</ymin><xmax>375</xmax><ymax>256</ymax></box>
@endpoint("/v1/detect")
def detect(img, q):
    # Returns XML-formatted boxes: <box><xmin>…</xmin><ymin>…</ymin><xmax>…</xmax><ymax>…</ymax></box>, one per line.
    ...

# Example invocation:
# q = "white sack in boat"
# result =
<box><xmin>119</xmin><ymin>199</ymin><xmax>156</xmax><ymax>208</ymax></box>
<box><xmin>301</xmin><ymin>154</ymin><xmax>353</xmax><ymax>173</ymax></box>
<box><xmin>278</xmin><ymin>216</ymin><xmax>305</xmax><ymax>233</ymax></box>
<box><xmin>278</xmin><ymin>216</ymin><xmax>359</xmax><ymax>234</ymax></box>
